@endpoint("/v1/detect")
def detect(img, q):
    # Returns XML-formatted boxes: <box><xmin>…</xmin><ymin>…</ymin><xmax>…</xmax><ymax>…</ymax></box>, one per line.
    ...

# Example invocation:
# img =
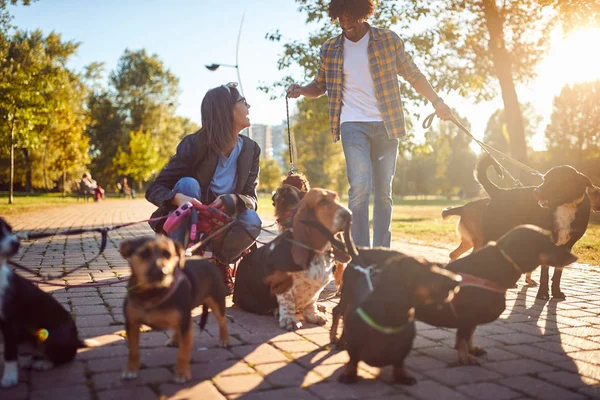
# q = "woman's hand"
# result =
<box><xmin>210</xmin><ymin>194</ymin><xmax>238</xmax><ymax>213</ymax></box>
<box><xmin>172</xmin><ymin>193</ymin><xmax>202</xmax><ymax>208</ymax></box>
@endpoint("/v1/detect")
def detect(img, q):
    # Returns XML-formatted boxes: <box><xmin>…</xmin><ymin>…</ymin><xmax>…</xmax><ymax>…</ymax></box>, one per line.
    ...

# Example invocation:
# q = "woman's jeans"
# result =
<box><xmin>169</xmin><ymin>177</ymin><xmax>262</xmax><ymax>263</ymax></box>
<box><xmin>341</xmin><ymin>122</ymin><xmax>399</xmax><ymax>248</ymax></box>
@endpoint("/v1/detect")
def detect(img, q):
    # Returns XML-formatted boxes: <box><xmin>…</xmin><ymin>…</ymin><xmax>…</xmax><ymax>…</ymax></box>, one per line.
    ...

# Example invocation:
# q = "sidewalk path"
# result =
<box><xmin>2</xmin><ymin>199</ymin><xmax>600</xmax><ymax>399</ymax></box>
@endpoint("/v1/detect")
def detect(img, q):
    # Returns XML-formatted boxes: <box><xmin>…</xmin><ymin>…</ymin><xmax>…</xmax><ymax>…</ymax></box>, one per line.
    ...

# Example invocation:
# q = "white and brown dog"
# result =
<box><xmin>233</xmin><ymin>188</ymin><xmax>352</xmax><ymax>331</ymax></box>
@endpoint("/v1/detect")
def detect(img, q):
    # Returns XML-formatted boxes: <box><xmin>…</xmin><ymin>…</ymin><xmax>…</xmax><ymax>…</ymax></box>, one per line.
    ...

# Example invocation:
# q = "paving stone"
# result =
<box><xmin>213</xmin><ymin>373</ymin><xmax>271</xmax><ymax>394</ymax></box>
<box><xmin>161</xmin><ymin>381</ymin><xmax>226</xmax><ymax>400</ymax></box>
<box><xmin>307</xmin><ymin>380</ymin><xmax>397</xmax><ymax>400</ymax></box>
<box><xmin>455</xmin><ymin>382</ymin><xmax>520</xmax><ymax>400</ymax></box>
<box><xmin>230</xmin><ymin>344</ymin><xmax>290</xmax><ymax>364</ymax></box>
<box><xmin>96</xmin><ymin>386</ymin><xmax>158</xmax><ymax>400</ymax></box>
<box><xmin>30</xmin><ymin>384</ymin><xmax>92</xmax><ymax>400</ymax></box>
<box><xmin>538</xmin><ymin>370</ymin><xmax>599</xmax><ymax>389</ymax></box>
<box><xmin>401</xmin><ymin>379</ymin><xmax>472</xmax><ymax>400</ymax></box>
<box><xmin>498</xmin><ymin>375</ymin><xmax>586</xmax><ymax>400</ymax></box>
<box><xmin>484</xmin><ymin>359</ymin><xmax>555</xmax><ymax>376</ymax></box>
<box><xmin>272</xmin><ymin>340</ymin><xmax>321</xmax><ymax>354</ymax></box>
<box><xmin>424</xmin><ymin>365</ymin><xmax>502</xmax><ymax>385</ymax></box>
<box><xmin>231</xmin><ymin>387</ymin><xmax>321</xmax><ymax>400</ymax></box>
<box><xmin>30</xmin><ymin>361</ymin><xmax>87</xmax><ymax>389</ymax></box>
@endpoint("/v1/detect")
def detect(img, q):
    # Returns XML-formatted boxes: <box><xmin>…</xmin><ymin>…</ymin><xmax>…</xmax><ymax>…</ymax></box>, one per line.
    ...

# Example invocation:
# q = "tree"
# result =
<box><xmin>259</xmin><ymin>158</ymin><xmax>282</xmax><ymax>193</ymax></box>
<box><xmin>265</xmin><ymin>0</ymin><xmax>598</xmax><ymax>168</ymax></box>
<box><xmin>291</xmin><ymin>96</ymin><xmax>348</xmax><ymax>194</ymax></box>
<box><xmin>545</xmin><ymin>80</ymin><xmax>600</xmax><ymax>161</ymax></box>
<box><xmin>0</xmin><ymin>28</ymin><xmax>82</xmax><ymax>200</ymax></box>
<box><xmin>86</xmin><ymin>49</ymin><xmax>182</xmax><ymax>186</ymax></box>
<box><xmin>483</xmin><ymin>103</ymin><xmax>541</xmax><ymax>153</ymax></box>
<box><xmin>113</xmin><ymin>130</ymin><xmax>162</xmax><ymax>191</ymax></box>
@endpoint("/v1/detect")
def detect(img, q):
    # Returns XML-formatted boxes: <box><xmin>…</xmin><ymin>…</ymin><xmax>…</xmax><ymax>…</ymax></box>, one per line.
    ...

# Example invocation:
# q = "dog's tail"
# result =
<box><xmin>475</xmin><ymin>155</ymin><xmax>505</xmax><ymax>198</ymax></box>
<box><xmin>199</xmin><ymin>304</ymin><xmax>209</xmax><ymax>331</ymax></box>
<box><xmin>441</xmin><ymin>205</ymin><xmax>464</xmax><ymax>220</ymax></box>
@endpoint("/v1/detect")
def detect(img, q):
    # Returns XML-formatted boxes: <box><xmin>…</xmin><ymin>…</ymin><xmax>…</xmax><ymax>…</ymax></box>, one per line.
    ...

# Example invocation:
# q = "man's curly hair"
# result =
<box><xmin>328</xmin><ymin>0</ymin><xmax>375</xmax><ymax>21</ymax></box>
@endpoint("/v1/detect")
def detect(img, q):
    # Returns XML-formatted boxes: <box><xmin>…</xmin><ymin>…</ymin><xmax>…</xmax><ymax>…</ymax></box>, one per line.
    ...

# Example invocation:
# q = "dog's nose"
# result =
<box><xmin>148</xmin><ymin>266</ymin><xmax>164</xmax><ymax>281</ymax></box>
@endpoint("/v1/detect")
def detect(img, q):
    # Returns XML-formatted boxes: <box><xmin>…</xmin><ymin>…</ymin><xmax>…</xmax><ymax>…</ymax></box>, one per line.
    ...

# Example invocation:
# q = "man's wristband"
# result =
<box><xmin>432</xmin><ymin>97</ymin><xmax>444</xmax><ymax>108</ymax></box>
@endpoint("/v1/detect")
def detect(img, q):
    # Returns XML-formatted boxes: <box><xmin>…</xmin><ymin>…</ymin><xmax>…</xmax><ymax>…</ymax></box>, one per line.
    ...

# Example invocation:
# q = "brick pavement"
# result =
<box><xmin>2</xmin><ymin>199</ymin><xmax>600</xmax><ymax>399</ymax></box>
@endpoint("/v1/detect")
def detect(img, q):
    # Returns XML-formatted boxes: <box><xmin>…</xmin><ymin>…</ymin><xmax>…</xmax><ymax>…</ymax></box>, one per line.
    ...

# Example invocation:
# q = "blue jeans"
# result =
<box><xmin>170</xmin><ymin>177</ymin><xmax>262</xmax><ymax>263</ymax></box>
<box><xmin>341</xmin><ymin>122</ymin><xmax>399</xmax><ymax>248</ymax></box>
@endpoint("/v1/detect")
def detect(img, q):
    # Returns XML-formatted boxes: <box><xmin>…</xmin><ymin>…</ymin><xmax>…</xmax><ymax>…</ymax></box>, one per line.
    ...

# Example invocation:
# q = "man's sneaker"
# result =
<box><xmin>215</xmin><ymin>260</ymin><xmax>234</xmax><ymax>296</ymax></box>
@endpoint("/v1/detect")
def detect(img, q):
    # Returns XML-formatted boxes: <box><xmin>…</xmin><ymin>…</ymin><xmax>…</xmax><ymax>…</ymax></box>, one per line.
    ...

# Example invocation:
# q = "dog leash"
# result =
<box><xmin>10</xmin><ymin>215</ymin><xmax>169</xmax><ymax>282</ymax></box>
<box><xmin>422</xmin><ymin>112</ymin><xmax>543</xmax><ymax>186</ymax></box>
<box><xmin>285</xmin><ymin>96</ymin><xmax>298</xmax><ymax>175</ymax></box>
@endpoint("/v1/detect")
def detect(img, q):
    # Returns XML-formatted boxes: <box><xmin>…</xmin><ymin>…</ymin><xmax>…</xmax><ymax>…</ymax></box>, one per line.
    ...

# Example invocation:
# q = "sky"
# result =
<box><xmin>8</xmin><ymin>0</ymin><xmax>600</xmax><ymax>151</ymax></box>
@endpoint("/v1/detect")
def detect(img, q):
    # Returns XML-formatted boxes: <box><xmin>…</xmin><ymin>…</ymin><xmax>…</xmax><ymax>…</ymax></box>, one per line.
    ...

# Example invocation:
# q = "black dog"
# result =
<box><xmin>0</xmin><ymin>217</ymin><xmax>85</xmax><ymax>388</ymax></box>
<box><xmin>415</xmin><ymin>225</ymin><xmax>577</xmax><ymax>365</ymax></box>
<box><xmin>338</xmin><ymin>255</ymin><xmax>461</xmax><ymax>385</ymax></box>
<box><xmin>477</xmin><ymin>155</ymin><xmax>599</xmax><ymax>299</ymax></box>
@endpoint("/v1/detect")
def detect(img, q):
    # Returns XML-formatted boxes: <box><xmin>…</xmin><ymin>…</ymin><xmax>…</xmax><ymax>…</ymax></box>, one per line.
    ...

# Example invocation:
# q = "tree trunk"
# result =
<box><xmin>42</xmin><ymin>141</ymin><xmax>48</xmax><ymax>191</ymax></box>
<box><xmin>22</xmin><ymin>148</ymin><xmax>33</xmax><ymax>192</ymax></box>
<box><xmin>9</xmin><ymin>120</ymin><xmax>14</xmax><ymax>204</ymax></box>
<box><xmin>63</xmin><ymin>170</ymin><xmax>66</xmax><ymax>197</ymax></box>
<box><xmin>482</xmin><ymin>0</ymin><xmax>528</xmax><ymax>163</ymax></box>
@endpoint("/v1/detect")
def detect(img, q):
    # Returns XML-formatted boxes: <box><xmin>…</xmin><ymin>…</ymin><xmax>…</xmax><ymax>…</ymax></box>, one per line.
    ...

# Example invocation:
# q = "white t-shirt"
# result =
<box><xmin>340</xmin><ymin>31</ymin><xmax>383</xmax><ymax>124</ymax></box>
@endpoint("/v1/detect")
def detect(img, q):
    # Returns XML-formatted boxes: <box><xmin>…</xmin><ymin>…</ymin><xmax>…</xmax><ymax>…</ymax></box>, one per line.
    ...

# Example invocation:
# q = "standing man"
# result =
<box><xmin>287</xmin><ymin>0</ymin><xmax>452</xmax><ymax>248</ymax></box>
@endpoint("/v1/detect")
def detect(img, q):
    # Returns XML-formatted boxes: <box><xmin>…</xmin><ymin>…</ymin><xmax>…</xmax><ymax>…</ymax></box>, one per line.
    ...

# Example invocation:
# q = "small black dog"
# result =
<box><xmin>415</xmin><ymin>225</ymin><xmax>577</xmax><ymax>365</ymax></box>
<box><xmin>0</xmin><ymin>217</ymin><xmax>85</xmax><ymax>388</ymax></box>
<box><xmin>338</xmin><ymin>255</ymin><xmax>461</xmax><ymax>384</ymax></box>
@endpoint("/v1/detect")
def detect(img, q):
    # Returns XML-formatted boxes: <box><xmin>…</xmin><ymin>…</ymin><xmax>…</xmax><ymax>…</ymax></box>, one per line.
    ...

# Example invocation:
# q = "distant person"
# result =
<box><xmin>80</xmin><ymin>172</ymin><xmax>104</xmax><ymax>202</ymax></box>
<box><xmin>118</xmin><ymin>177</ymin><xmax>135</xmax><ymax>199</ymax></box>
<box><xmin>287</xmin><ymin>0</ymin><xmax>453</xmax><ymax>248</ymax></box>
<box><xmin>145</xmin><ymin>82</ymin><xmax>262</xmax><ymax>295</ymax></box>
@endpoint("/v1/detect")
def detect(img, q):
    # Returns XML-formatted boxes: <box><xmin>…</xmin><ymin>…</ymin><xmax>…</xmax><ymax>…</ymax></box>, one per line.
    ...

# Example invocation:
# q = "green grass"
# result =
<box><xmin>256</xmin><ymin>193</ymin><xmax>600</xmax><ymax>265</ymax></box>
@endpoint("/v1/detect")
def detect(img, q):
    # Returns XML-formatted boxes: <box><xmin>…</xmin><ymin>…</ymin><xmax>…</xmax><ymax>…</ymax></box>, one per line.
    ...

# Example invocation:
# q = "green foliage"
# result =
<box><xmin>292</xmin><ymin>96</ymin><xmax>348</xmax><ymax>194</ymax></box>
<box><xmin>113</xmin><ymin>130</ymin><xmax>161</xmax><ymax>189</ymax></box>
<box><xmin>545</xmin><ymin>80</ymin><xmax>600</xmax><ymax>182</ymax></box>
<box><xmin>483</xmin><ymin>103</ymin><xmax>542</xmax><ymax>152</ymax></box>
<box><xmin>258</xmin><ymin>158</ymin><xmax>282</xmax><ymax>193</ymax></box>
<box><xmin>86</xmin><ymin>49</ymin><xmax>184</xmax><ymax>187</ymax></box>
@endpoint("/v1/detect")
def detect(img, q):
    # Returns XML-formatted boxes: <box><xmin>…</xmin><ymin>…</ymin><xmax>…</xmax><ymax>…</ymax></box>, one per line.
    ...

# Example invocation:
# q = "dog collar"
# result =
<box><xmin>356</xmin><ymin>307</ymin><xmax>407</xmax><ymax>334</ymax></box>
<box><xmin>458</xmin><ymin>272</ymin><xmax>507</xmax><ymax>293</ymax></box>
<box><xmin>497</xmin><ymin>248</ymin><xmax>523</xmax><ymax>274</ymax></box>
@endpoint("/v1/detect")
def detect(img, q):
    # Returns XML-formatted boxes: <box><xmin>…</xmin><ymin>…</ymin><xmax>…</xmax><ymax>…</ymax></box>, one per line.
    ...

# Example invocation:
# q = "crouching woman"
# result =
<box><xmin>145</xmin><ymin>82</ymin><xmax>262</xmax><ymax>294</ymax></box>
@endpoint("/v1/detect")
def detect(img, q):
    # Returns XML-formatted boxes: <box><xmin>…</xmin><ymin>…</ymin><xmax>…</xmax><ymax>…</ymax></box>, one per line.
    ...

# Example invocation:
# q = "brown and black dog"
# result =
<box><xmin>477</xmin><ymin>156</ymin><xmax>600</xmax><ymax>299</ymax></box>
<box><xmin>234</xmin><ymin>188</ymin><xmax>352</xmax><ymax>330</ymax></box>
<box><xmin>415</xmin><ymin>225</ymin><xmax>577</xmax><ymax>365</ymax></box>
<box><xmin>338</xmin><ymin>256</ymin><xmax>461</xmax><ymax>385</ymax></box>
<box><xmin>120</xmin><ymin>236</ymin><xmax>229</xmax><ymax>383</ymax></box>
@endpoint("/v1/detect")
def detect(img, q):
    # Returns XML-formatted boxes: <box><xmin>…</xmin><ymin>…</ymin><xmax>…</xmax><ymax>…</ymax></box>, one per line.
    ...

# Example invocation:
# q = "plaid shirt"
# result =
<box><xmin>314</xmin><ymin>25</ymin><xmax>425</xmax><ymax>141</ymax></box>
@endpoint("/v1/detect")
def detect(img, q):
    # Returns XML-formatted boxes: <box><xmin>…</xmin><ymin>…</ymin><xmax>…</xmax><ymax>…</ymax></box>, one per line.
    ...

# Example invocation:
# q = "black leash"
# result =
<box><xmin>423</xmin><ymin>112</ymin><xmax>543</xmax><ymax>187</ymax></box>
<box><xmin>285</xmin><ymin>96</ymin><xmax>298</xmax><ymax>175</ymax></box>
<box><xmin>9</xmin><ymin>216</ymin><xmax>169</xmax><ymax>282</ymax></box>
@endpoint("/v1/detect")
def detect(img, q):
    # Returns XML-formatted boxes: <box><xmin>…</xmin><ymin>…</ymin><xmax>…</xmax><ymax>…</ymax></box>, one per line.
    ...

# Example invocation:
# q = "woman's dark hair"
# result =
<box><xmin>328</xmin><ymin>0</ymin><xmax>375</xmax><ymax>21</ymax></box>
<box><xmin>200</xmin><ymin>85</ymin><xmax>240</xmax><ymax>154</ymax></box>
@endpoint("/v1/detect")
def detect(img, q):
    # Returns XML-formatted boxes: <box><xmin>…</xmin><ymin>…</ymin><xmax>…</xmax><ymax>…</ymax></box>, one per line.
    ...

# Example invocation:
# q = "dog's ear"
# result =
<box><xmin>264</xmin><ymin>271</ymin><xmax>294</xmax><ymax>295</ymax></box>
<box><xmin>119</xmin><ymin>237</ymin><xmax>153</xmax><ymax>258</ymax></box>
<box><xmin>291</xmin><ymin>191</ymin><xmax>329</xmax><ymax>268</ymax></box>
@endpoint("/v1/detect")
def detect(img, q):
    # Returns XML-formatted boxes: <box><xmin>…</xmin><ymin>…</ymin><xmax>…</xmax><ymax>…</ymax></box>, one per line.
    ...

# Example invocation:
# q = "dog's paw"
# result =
<box><xmin>0</xmin><ymin>362</ymin><xmax>18</xmax><ymax>388</ymax></box>
<box><xmin>469</xmin><ymin>346</ymin><xmax>487</xmax><ymax>357</ymax></box>
<box><xmin>552</xmin><ymin>290</ymin><xmax>566</xmax><ymax>299</ymax></box>
<box><xmin>165</xmin><ymin>335</ymin><xmax>179</xmax><ymax>348</ymax></box>
<box><xmin>536</xmin><ymin>291</ymin><xmax>550</xmax><ymax>300</ymax></box>
<box><xmin>31</xmin><ymin>360</ymin><xmax>54</xmax><ymax>371</ymax></box>
<box><xmin>304</xmin><ymin>311</ymin><xmax>328</xmax><ymax>326</ymax></box>
<box><xmin>174</xmin><ymin>370</ymin><xmax>191</xmax><ymax>384</ymax></box>
<box><xmin>121</xmin><ymin>370</ymin><xmax>139</xmax><ymax>380</ymax></box>
<box><xmin>525</xmin><ymin>277</ymin><xmax>538</xmax><ymax>287</ymax></box>
<box><xmin>279</xmin><ymin>315</ymin><xmax>302</xmax><ymax>331</ymax></box>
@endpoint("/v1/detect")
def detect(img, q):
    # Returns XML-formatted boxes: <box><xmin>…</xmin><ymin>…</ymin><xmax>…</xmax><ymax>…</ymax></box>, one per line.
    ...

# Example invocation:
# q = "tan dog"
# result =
<box><xmin>120</xmin><ymin>235</ymin><xmax>229</xmax><ymax>383</ymax></box>
<box><xmin>277</xmin><ymin>188</ymin><xmax>352</xmax><ymax>330</ymax></box>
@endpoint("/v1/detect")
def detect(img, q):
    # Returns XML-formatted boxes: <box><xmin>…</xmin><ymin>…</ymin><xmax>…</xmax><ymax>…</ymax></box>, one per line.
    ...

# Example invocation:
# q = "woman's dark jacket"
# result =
<box><xmin>146</xmin><ymin>130</ymin><xmax>261</xmax><ymax>232</ymax></box>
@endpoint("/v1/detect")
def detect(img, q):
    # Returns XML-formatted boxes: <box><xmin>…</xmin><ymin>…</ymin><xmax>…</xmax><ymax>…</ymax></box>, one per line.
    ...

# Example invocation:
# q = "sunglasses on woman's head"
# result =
<box><xmin>222</xmin><ymin>82</ymin><xmax>238</xmax><ymax>93</ymax></box>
